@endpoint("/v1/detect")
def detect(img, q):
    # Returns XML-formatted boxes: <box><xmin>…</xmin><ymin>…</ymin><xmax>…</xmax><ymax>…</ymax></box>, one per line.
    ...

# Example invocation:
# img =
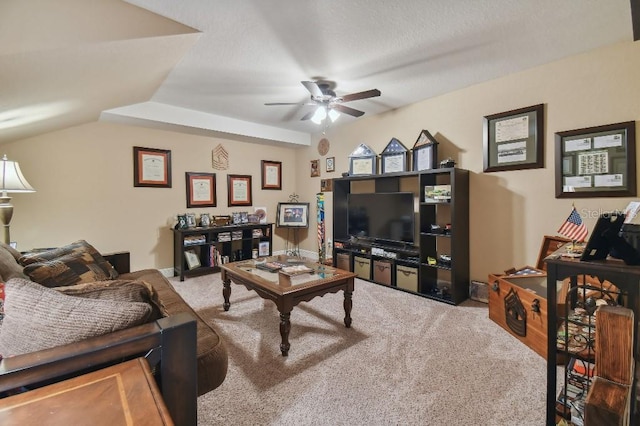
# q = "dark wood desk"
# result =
<box><xmin>545</xmin><ymin>255</ymin><xmax>640</xmax><ymax>425</ymax></box>
<box><xmin>220</xmin><ymin>256</ymin><xmax>356</xmax><ymax>356</ymax></box>
<box><xmin>0</xmin><ymin>357</ymin><xmax>173</xmax><ymax>425</ymax></box>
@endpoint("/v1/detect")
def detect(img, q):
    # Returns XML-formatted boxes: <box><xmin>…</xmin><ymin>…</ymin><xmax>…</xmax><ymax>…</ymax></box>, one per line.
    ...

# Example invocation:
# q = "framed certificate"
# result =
<box><xmin>133</xmin><ymin>146</ymin><xmax>172</xmax><ymax>188</ymax></box>
<box><xmin>349</xmin><ymin>157</ymin><xmax>375</xmax><ymax>175</ymax></box>
<box><xmin>185</xmin><ymin>172</ymin><xmax>216</xmax><ymax>208</ymax></box>
<box><xmin>412</xmin><ymin>130</ymin><xmax>438</xmax><ymax>171</ymax></box>
<box><xmin>261</xmin><ymin>160</ymin><xmax>281</xmax><ymax>190</ymax></box>
<box><xmin>555</xmin><ymin>121</ymin><xmax>636</xmax><ymax>198</ymax></box>
<box><xmin>227</xmin><ymin>174</ymin><xmax>252</xmax><ymax>206</ymax></box>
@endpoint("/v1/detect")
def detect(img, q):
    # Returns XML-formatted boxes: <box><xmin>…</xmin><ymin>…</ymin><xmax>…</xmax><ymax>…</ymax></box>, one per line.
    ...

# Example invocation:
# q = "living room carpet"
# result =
<box><xmin>169</xmin><ymin>273</ymin><xmax>547</xmax><ymax>425</ymax></box>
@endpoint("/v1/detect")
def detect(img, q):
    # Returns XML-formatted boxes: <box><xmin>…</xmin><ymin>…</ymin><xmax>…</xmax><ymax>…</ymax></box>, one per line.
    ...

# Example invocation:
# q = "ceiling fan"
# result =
<box><xmin>265</xmin><ymin>80</ymin><xmax>381</xmax><ymax>123</ymax></box>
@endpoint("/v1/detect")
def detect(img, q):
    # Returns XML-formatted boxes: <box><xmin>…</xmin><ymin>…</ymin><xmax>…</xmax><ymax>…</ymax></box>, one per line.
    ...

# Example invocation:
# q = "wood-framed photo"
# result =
<box><xmin>133</xmin><ymin>146</ymin><xmax>172</xmax><ymax>187</ymax></box>
<box><xmin>185</xmin><ymin>172</ymin><xmax>216</xmax><ymax>208</ymax></box>
<box><xmin>412</xmin><ymin>130</ymin><xmax>438</xmax><ymax>171</ymax></box>
<box><xmin>276</xmin><ymin>202</ymin><xmax>310</xmax><ymax>228</ymax></box>
<box><xmin>321</xmin><ymin>178</ymin><xmax>333</xmax><ymax>192</ymax></box>
<box><xmin>555</xmin><ymin>121</ymin><xmax>636</xmax><ymax>198</ymax></box>
<box><xmin>227</xmin><ymin>174</ymin><xmax>252</xmax><ymax>206</ymax></box>
<box><xmin>483</xmin><ymin>104</ymin><xmax>544</xmax><ymax>172</ymax></box>
<box><xmin>261</xmin><ymin>160</ymin><xmax>282</xmax><ymax>190</ymax></box>
<box><xmin>326</xmin><ymin>157</ymin><xmax>335</xmax><ymax>172</ymax></box>
<box><xmin>310</xmin><ymin>159</ymin><xmax>320</xmax><ymax>177</ymax></box>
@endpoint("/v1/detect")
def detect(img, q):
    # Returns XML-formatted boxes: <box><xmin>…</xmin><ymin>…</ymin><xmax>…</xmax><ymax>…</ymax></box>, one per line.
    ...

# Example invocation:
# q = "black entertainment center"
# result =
<box><xmin>332</xmin><ymin>167</ymin><xmax>469</xmax><ymax>305</ymax></box>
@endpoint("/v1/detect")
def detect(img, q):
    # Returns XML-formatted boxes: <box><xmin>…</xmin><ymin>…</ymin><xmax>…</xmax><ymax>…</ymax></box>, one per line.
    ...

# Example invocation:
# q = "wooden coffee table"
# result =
<box><xmin>220</xmin><ymin>256</ymin><xmax>356</xmax><ymax>356</ymax></box>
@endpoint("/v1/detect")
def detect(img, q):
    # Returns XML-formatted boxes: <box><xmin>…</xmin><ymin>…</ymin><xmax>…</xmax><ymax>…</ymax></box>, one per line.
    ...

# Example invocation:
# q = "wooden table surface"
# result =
<box><xmin>0</xmin><ymin>357</ymin><xmax>173</xmax><ymax>426</ymax></box>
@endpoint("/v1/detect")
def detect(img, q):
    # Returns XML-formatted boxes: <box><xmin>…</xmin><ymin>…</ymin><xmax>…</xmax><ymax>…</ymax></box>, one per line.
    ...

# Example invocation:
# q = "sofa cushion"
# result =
<box><xmin>0</xmin><ymin>278</ymin><xmax>154</xmax><ymax>357</ymax></box>
<box><xmin>120</xmin><ymin>269</ymin><xmax>228</xmax><ymax>395</ymax></box>
<box><xmin>22</xmin><ymin>252</ymin><xmax>115</xmax><ymax>288</ymax></box>
<box><xmin>19</xmin><ymin>240</ymin><xmax>118</xmax><ymax>281</ymax></box>
<box><xmin>0</xmin><ymin>243</ymin><xmax>27</xmax><ymax>282</ymax></box>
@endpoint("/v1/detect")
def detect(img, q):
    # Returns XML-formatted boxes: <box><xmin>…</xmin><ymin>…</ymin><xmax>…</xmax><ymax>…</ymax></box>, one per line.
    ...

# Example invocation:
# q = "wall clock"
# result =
<box><xmin>318</xmin><ymin>138</ymin><xmax>330</xmax><ymax>156</ymax></box>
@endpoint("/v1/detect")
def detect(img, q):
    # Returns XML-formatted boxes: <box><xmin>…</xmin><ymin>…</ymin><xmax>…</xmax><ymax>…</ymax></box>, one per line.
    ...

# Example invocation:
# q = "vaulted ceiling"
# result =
<box><xmin>1</xmin><ymin>0</ymin><xmax>637</xmax><ymax>147</ymax></box>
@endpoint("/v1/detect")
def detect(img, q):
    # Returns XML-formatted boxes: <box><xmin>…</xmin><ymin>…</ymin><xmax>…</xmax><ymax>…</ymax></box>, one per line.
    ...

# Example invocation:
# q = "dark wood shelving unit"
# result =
<box><xmin>332</xmin><ymin>168</ymin><xmax>469</xmax><ymax>305</ymax></box>
<box><xmin>173</xmin><ymin>223</ymin><xmax>273</xmax><ymax>281</ymax></box>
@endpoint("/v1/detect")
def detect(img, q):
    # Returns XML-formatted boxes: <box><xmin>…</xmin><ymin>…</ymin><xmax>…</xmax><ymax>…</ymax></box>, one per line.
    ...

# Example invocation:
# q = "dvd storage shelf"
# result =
<box><xmin>173</xmin><ymin>223</ymin><xmax>273</xmax><ymax>281</ymax></box>
<box><xmin>545</xmin><ymin>256</ymin><xmax>640</xmax><ymax>425</ymax></box>
<box><xmin>332</xmin><ymin>168</ymin><xmax>469</xmax><ymax>305</ymax></box>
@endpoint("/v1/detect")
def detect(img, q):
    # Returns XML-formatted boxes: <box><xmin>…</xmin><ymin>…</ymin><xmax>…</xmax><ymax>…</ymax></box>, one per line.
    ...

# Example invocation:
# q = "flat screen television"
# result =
<box><xmin>347</xmin><ymin>192</ymin><xmax>415</xmax><ymax>244</ymax></box>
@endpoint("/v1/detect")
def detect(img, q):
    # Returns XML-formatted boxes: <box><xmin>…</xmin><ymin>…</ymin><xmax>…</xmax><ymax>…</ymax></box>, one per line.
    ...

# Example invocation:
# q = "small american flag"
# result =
<box><xmin>558</xmin><ymin>207</ymin><xmax>588</xmax><ymax>242</ymax></box>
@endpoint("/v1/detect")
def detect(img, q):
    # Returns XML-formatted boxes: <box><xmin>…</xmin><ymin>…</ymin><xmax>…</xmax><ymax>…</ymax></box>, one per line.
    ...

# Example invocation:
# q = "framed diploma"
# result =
<box><xmin>412</xmin><ymin>130</ymin><xmax>438</xmax><ymax>171</ymax></box>
<box><xmin>261</xmin><ymin>160</ymin><xmax>282</xmax><ymax>190</ymax></box>
<box><xmin>381</xmin><ymin>137</ymin><xmax>409</xmax><ymax>173</ymax></box>
<box><xmin>185</xmin><ymin>172</ymin><xmax>216</xmax><ymax>208</ymax></box>
<box><xmin>555</xmin><ymin>121</ymin><xmax>636</xmax><ymax>198</ymax></box>
<box><xmin>133</xmin><ymin>146</ymin><xmax>172</xmax><ymax>188</ymax></box>
<box><xmin>227</xmin><ymin>174</ymin><xmax>252</xmax><ymax>206</ymax></box>
<box><xmin>348</xmin><ymin>143</ymin><xmax>378</xmax><ymax>176</ymax></box>
<box><xmin>483</xmin><ymin>104</ymin><xmax>544</xmax><ymax>172</ymax></box>
<box><xmin>326</xmin><ymin>157</ymin><xmax>335</xmax><ymax>172</ymax></box>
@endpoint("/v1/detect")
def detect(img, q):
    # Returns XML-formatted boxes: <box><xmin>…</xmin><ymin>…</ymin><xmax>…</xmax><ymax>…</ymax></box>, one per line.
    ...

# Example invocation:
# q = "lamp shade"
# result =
<box><xmin>1</xmin><ymin>154</ymin><xmax>35</xmax><ymax>193</ymax></box>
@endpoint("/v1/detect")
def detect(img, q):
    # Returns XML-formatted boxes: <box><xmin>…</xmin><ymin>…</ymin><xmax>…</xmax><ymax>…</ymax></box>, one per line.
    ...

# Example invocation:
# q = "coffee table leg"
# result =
<box><xmin>279</xmin><ymin>311</ymin><xmax>291</xmax><ymax>356</ymax></box>
<box><xmin>343</xmin><ymin>289</ymin><xmax>352</xmax><ymax>328</ymax></box>
<box><xmin>223</xmin><ymin>278</ymin><xmax>231</xmax><ymax>311</ymax></box>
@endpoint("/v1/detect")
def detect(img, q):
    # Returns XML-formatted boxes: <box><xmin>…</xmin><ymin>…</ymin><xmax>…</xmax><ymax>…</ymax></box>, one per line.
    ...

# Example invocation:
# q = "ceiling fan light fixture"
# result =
<box><xmin>328</xmin><ymin>109</ymin><xmax>340</xmax><ymax>122</ymax></box>
<box><xmin>311</xmin><ymin>107</ymin><xmax>327</xmax><ymax>124</ymax></box>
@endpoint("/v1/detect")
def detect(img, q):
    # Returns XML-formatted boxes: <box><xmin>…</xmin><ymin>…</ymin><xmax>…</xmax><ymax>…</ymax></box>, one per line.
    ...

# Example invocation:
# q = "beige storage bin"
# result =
<box><xmin>353</xmin><ymin>256</ymin><xmax>371</xmax><ymax>280</ymax></box>
<box><xmin>373</xmin><ymin>259</ymin><xmax>392</xmax><ymax>285</ymax></box>
<box><xmin>396</xmin><ymin>264</ymin><xmax>418</xmax><ymax>292</ymax></box>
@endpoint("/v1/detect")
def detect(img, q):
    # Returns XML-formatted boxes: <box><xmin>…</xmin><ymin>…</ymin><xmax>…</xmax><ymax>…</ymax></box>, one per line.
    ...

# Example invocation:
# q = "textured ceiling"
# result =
<box><xmin>1</xmin><ymin>0</ymin><xmax>636</xmax><ymax>146</ymax></box>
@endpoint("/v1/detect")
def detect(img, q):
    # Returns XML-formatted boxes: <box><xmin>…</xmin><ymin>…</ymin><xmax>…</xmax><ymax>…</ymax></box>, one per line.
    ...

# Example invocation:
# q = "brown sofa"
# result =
<box><xmin>0</xmin><ymin>241</ymin><xmax>227</xmax><ymax>423</ymax></box>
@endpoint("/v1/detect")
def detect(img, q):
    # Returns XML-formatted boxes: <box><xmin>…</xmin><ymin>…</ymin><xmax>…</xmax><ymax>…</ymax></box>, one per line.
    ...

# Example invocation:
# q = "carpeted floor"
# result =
<box><xmin>169</xmin><ymin>273</ymin><xmax>547</xmax><ymax>425</ymax></box>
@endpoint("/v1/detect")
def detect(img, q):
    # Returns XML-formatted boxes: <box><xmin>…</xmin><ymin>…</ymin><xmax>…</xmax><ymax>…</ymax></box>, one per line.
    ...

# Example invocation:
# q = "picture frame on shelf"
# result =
<box><xmin>261</xmin><ymin>160</ymin><xmax>282</xmax><ymax>190</ymax></box>
<box><xmin>184</xmin><ymin>250</ymin><xmax>201</xmax><ymax>270</ymax></box>
<box><xmin>176</xmin><ymin>214</ymin><xmax>188</xmax><ymax>229</ymax></box>
<box><xmin>412</xmin><ymin>130</ymin><xmax>438</xmax><ymax>171</ymax></box>
<box><xmin>185</xmin><ymin>213</ymin><xmax>197</xmax><ymax>228</ymax></box>
<box><xmin>276</xmin><ymin>202</ymin><xmax>310</xmax><ymax>228</ymax></box>
<box><xmin>227</xmin><ymin>174</ymin><xmax>252</xmax><ymax>206</ymax></box>
<box><xmin>326</xmin><ymin>157</ymin><xmax>335</xmax><ymax>172</ymax></box>
<box><xmin>483</xmin><ymin>104</ymin><xmax>544</xmax><ymax>172</ymax></box>
<box><xmin>381</xmin><ymin>137</ymin><xmax>409</xmax><ymax>173</ymax></box>
<box><xmin>555</xmin><ymin>121</ymin><xmax>636</xmax><ymax>198</ymax></box>
<box><xmin>200</xmin><ymin>213</ymin><xmax>211</xmax><ymax>227</ymax></box>
<box><xmin>348</xmin><ymin>143</ymin><xmax>377</xmax><ymax>176</ymax></box>
<box><xmin>133</xmin><ymin>146</ymin><xmax>172</xmax><ymax>188</ymax></box>
<box><xmin>310</xmin><ymin>159</ymin><xmax>320</xmax><ymax>177</ymax></box>
<box><xmin>185</xmin><ymin>172</ymin><xmax>216</xmax><ymax>208</ymax></box>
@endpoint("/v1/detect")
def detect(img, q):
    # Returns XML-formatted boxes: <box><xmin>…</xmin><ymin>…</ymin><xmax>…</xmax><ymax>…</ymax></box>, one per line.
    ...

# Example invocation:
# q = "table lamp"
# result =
<box><xmin>0</xmin><ymin>154</ymin><xmax>35</xmax><ymax>245</ymax></box>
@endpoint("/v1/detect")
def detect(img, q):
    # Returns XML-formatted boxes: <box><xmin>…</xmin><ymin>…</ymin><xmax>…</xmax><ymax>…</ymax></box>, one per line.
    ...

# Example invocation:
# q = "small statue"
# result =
<box><xmin>439</xmin><ymin>157</ymin><xmax>456</xmax><ymax>168</ymax></box>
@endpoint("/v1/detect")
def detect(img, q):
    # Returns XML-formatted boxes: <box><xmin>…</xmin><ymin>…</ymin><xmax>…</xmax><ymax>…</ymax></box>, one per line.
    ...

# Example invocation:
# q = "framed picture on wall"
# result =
<box><xmin>185</xmin><ymin>172</ymin><xmax>216</xmax><ymax>208</ymax></box>
<box><xmin>555</xmin><ymin>121</ymin><xmax>636</xmax><ymax>198</ymax></box>
<box><xmin>133</xmin><ymin>146</ymin><xmax>172</xmax><ymax>188</ymax></box>
<box><xmin>227</xmin><ymin>174</ymin><xmax>253</xmax><ymax>206</ymax></box>
<box><xmin>261</xmin><ymin>160</ymin><xmax>282</xmax><ymax>190</ymax></box>
<box><xmin>483</xmin><ymin>104</ymin><xmax>544</xmax><ymax>172</ymax></box>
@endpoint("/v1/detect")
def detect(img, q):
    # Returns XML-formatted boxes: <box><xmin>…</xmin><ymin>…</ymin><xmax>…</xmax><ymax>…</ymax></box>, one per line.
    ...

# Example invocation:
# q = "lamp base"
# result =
<box><xmin>0</xmin><ymin>195</ymin><xmax>14</xmax><ymax>245</ymax></box>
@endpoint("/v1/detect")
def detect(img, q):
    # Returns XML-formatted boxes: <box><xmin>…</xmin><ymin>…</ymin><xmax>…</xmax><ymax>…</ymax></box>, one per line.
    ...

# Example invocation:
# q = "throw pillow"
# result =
<box><xmin>19</xmin><ymin>240</ymin><xmax>118</xmax><ymax>280</ymax></box>
<box><xmin>0</xmin><ymin>243</ymin><xmax>27</xmax><ymax>282</ymax></box>
<box><xmin>0</xmin><ymin>278</ymin><xmax>154</xmax><ymax>357</ymax></box>
<box><xmin>22</xmin><ymin>252</ymin><xmax>113</xmax><ymax>288</ymax></box>
<box><xmin>56</xmin><ymin>279</ymin><xmax>165</xmax><ymax>319</ymax></box>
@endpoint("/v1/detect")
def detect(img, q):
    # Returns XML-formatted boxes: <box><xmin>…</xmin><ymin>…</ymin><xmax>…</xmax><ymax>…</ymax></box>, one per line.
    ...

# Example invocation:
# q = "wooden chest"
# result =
<box><xmin>373</xmin><ymin>259</ymin><xmax>392</xmax><ymax>286</ymax></box>
<box><xmin>396</xmin><ymin>264</ymin><xmax>419</xmax><ymax>292</ymax></box>
<box><xmin>488</xmin><ymin>273</ymin><xmax>551</xmax><ymax>359</ymax></box>
<box><xmin>353</xmin><ymin>256</ymin><xmax>371</xmax><ymax>280</ymax></box>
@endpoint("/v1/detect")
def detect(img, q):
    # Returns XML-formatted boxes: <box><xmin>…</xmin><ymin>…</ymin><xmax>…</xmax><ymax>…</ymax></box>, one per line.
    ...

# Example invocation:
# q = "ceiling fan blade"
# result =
<box><xmin>300</xmin><ymin>110</ymin><xmax>315</xmax><ymax>121</ymax></box>
<box><xmin>339</xmin><ymin>89</ymin><xmax>381</xmax><ymax>103</ymax></box>
<box><xmin>301</xmin><ymin>81</ymin><xmax>323</xmax><ymax>98</ymax></box>
<box><xmin>332</xmin><ymin>104</ymin><xmax>365</xmax><ymax>117</ymax></box>
<box><xmin>265</xmin><ymin>102</ymin><xmax>306</xmax><ymax>106</ymax></box>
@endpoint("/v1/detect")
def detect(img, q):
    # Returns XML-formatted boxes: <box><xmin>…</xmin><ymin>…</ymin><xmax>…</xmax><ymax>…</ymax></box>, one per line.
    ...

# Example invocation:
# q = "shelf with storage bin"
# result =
<box><xmin>332</xmin><ymin>168</ymin><xmax>468</xmax><ymax>304</ymax></box>
<box><xmin>173</xmin><ymin>223</ymin><xmax>273</xmax><ymax>281</ymax></box>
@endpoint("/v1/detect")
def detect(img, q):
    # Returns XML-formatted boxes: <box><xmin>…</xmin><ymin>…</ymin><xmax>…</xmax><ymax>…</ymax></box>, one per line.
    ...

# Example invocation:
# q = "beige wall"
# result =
<box><xmin>5</xmin><ymin>40</ymin><xmax>640</xmax><ymax>282</ymax></box>
<box><xmin>296</xmin><ymin>40</ymin><xmax>640</xmax><ymax>281</ymax></box>
<box><xmin>4</xmin><ymin>122</ymin><xmax>298</xmax><ymax>270</ymax></box>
